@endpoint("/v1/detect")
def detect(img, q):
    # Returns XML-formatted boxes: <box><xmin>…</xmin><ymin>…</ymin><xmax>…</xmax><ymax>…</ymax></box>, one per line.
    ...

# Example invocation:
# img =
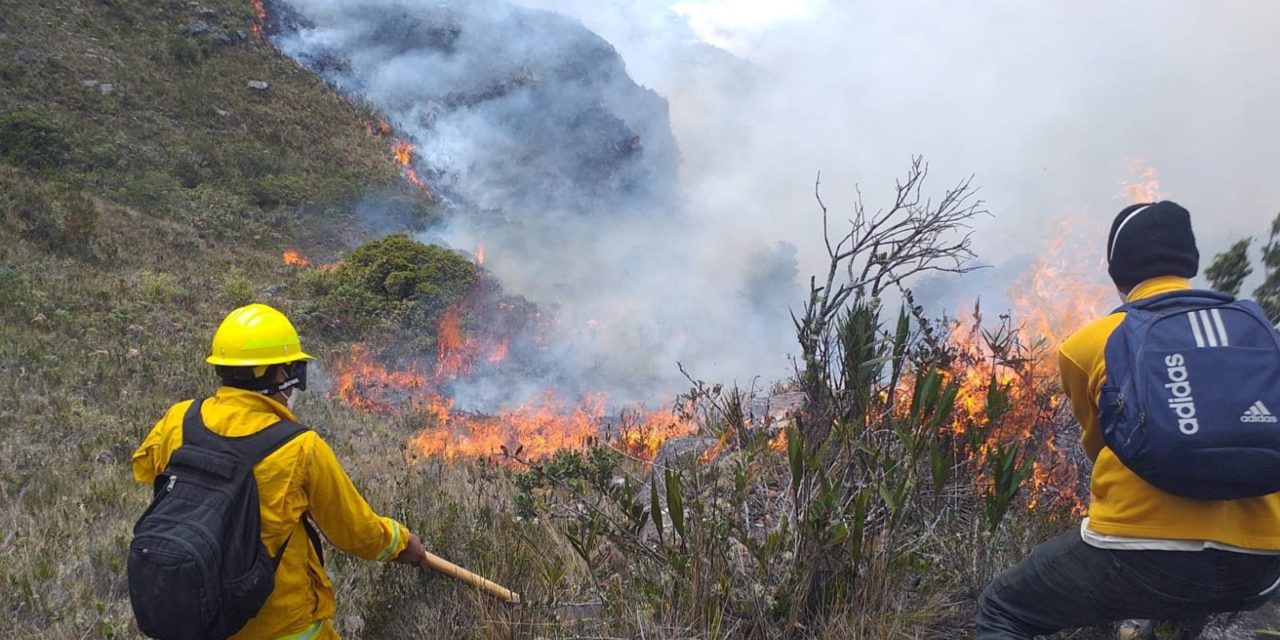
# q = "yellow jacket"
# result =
<box><xmin>132</xmin><ymin>387</ymin><xmax>410</xmax><ymax>639</ymax></box>
<box><xmin>1059</xmin><ymin>275</ymin><xmax>1280</xmax><ymax>548</ymax></box>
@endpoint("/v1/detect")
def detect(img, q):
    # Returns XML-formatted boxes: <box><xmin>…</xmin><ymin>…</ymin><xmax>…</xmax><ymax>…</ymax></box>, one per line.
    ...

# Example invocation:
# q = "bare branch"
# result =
<box><xmin>795</xmin><ymin>156</ymin><xmax>988</xmax><ymax>453</ymax></box>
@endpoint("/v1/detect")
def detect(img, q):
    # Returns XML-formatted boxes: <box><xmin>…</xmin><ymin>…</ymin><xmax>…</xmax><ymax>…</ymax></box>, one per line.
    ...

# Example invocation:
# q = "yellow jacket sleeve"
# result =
<box><xmin>131</xmin><ymin>402</ymin><xmax>188</xmax><ymax>484</ymax></box>
<box><xmin>1058</xmin><ymin>348</ymin><xmax>1103</xmax><ymax>462</ymax></box>
<box><xmin>304</xmin><ymin>436</ymin><xmax>410</xmax><ymax>562</ymax></box>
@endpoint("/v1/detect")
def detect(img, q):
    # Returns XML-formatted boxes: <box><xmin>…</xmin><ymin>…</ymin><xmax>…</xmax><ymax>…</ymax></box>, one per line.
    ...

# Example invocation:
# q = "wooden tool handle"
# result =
<box><xmin>423</xmin><ymin>551</ymin><xmax>521</xmax><ymax>604</ymax></box>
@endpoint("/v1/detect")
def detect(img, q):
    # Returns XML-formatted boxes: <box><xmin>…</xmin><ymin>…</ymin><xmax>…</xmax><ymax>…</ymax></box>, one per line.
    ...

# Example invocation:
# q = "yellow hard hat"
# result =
<box><xmin>206</xmin><ymin>303</ymin><xmax>314</xmax><ymax>367</ymax></box>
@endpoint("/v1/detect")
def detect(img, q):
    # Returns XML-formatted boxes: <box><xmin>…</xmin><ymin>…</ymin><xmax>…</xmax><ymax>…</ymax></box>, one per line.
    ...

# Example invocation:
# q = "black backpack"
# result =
<box><xmin>128</xmin><ymin>399</ymin><xmax>310</xmax><ymax>640</ymax></box>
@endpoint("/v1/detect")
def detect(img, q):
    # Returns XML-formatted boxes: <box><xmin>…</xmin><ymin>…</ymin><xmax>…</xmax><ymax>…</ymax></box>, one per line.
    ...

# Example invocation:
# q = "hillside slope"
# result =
<box><xmin>0</xmin><ymin>1</ymin><xmax>463</xmax><ymax>637</ymax></box>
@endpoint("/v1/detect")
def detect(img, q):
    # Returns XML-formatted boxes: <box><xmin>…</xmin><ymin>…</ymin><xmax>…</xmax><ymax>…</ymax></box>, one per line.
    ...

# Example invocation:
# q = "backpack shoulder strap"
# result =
<box><xmin>179</xmin><ymin>397</ymin><xmax>310</xmax><ymax>464</ymax></box>
<box><xmin>304</xmin><ymin>514</ymin><xmax>325</xmax><ymax>567</ymax></box>
<box><xmin>178</xmin><ymin>397</ymin><xmax>218</xmax><ymax>450</ymax></box>
<box><xmin>1115</xmin><ymin>289</ymin><xmax>1235</xmax><ymax>314</ymax></box>
<box><xmin>230</xmin><ymin>420</ymin><xmax>311</xmax><ymax>465</ymax></box>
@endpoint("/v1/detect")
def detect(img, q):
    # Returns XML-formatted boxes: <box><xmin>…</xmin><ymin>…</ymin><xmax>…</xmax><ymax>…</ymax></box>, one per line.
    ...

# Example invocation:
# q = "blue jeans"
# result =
<box><xmin>975</xmin><ymin>530</ymin><xmax>1280</xmax><ymax>639</ymax></box>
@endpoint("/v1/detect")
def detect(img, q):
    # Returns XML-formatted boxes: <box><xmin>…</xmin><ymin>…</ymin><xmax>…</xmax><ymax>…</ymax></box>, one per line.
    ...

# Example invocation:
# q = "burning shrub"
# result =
<box><xmin>500</xmin><ymin>299</ymin><xmax>1067</xmax><ymax>637</ymax></box>
<box><xmin>473</xmin><ymin>159</ymin><xmax>1080</xmax><ymax>637</ymax></box>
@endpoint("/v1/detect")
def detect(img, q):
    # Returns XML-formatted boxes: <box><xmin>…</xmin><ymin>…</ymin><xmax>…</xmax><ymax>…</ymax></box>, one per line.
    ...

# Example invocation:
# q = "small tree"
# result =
<box><xmin>794</xmin><ymin>156</ymin><xmax>984</xmax><ymax>461</ymax></box>
<box><xmin>1204</xmin><ymin>239</ymin><xmax>1252</xmax><ymax>296</ymax></box>
<box><xmin>1255</xmin><ymin>214</ymin><xmax>1280</xmax><ymax>322</ymax></box>
<box><xmin>1205</xmin><ymin>212</ymin><xmax>1280</xmax><ymax>323</ymax></box>
<box><xmin>788</xmin><ymin>156</ymin><xmax>988</xmax><ymax>622</ymax></box>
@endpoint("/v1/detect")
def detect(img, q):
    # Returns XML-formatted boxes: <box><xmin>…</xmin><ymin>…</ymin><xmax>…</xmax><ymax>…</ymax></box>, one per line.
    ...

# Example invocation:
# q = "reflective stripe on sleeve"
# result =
<box><xmin>376</xmin><ymin>520</ymin><xmax>403</xmax><ymax>561</ymax></box>
<box><xmin>274</xmin><ymin>620</ymin><xmax>323</xmax><ymax>640</ymax></box>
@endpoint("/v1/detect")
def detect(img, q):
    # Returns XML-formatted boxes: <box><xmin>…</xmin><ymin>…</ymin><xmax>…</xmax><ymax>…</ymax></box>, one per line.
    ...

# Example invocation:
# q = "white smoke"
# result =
<box><xmin>271</xmin><ymin>0</ymin><xmax>803</xmax><ymax>407</ymax></box>
<box><xmin>272</xmin><ymin>0</ymin><xmax>1280</xmax><ymax>408</ymax></box>
<box><xmin>516</xmin><ymin>0</ymin><xmax>1280</xmax><ymax>307</ymax></box>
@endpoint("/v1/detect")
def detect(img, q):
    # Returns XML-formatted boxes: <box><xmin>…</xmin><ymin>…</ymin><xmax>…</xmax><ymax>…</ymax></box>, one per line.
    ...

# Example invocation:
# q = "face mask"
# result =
<box><xmin>286</xmin><ymin>388</ymin><xmax>300</xmax><ymax>411</ymax></box>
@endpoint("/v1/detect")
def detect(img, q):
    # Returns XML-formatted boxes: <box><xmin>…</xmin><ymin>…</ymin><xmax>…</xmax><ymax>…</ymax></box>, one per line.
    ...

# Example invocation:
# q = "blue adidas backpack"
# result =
<box><xmin>1099</xmin><ymin>289</ymin><xmax>1280</xmax><ymax>499</ymax></box>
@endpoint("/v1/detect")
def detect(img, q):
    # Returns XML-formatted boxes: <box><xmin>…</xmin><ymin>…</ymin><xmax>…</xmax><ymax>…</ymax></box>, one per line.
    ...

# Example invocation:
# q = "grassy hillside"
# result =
<box><xmin>0</xmin><ymin>1</ymin><xmax>466</xmax><ymax>637</ymax></box>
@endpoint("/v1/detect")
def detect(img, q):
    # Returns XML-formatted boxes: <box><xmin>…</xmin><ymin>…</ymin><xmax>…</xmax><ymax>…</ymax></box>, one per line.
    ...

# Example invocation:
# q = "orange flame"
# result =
<box><xmin>614</xmin><ymin>406</ymin><xmax>698</xmax><ymax>461</ymax></box>
<box><xmin>391</xmin><ymin>139</ymin><xmax>432</xmax><ymax>196</ymax></box>
<box><xmin>334</xmin><ymin>344</ymin><xmax>429</xmax><ymax>414</ymax></box>
<box><xmin>283</xmin><ymin>249</ymin><xmax>311</xmax><ymax>267</ymax></box>
<box><xmin>250</xmin><ymin>0</ymin><xmax>266</xmax><ymax>37</ymax></box>
<box><xmin>1008</xmin><ymin>216</ymin><xmax>1115</xmax><ymax>349</ymax></box>
<box><xmin>403</xmin><ymin>392</ymin><xmax>696</xmax><ymax>463</ymax></box>
<box><xmin>365</xmin><ymin>117</ymin><xmax>391</xmax><ymax>138</ymax></box>
<box><xmin>487</xmin><ymin>340</ymin><xmax>508</xmax><ymax>364</ymax></box>
<box><xmin>768</xmin><ymin>428</ymin><xmax>789</xmax><ymax>452</ymax></box>
<box><xmin>901</xmin><ymin>214</ymin><xmax>1107</xmax><ymax>518</ymax></box>
<box><xmin>1121</xmin><ymin>159</ymin><xmax>1162</xmax><ymax>203</ymax></box>
<box><xmin>331</xmin><ymin>288</ymin><xmax>697</xmax><ymax>462</ymax></box>
<box><xmin>948</xmin><ymin>215</ymin><xmax>1108</xmax><ymax>516</ymax></box>
<box><xmin>412</xmin><ymin>392</ymin><xmax>603</xmax><ymax>461</ymax></box>
<box><xmin>475</xmin><ymin>242</ymin><xmax>485</xmax><ymax>266</ymax></box>
<box><xmin>699</xmin><ymin>429</ymin><xmax>732</xmax><ymax>464</ymax></box>
<box><xmin>435</xmin><ymin>306</ymin><xmax>471</xmax><ymax>380</ymax></box>
<box><xmin>393</xmin><ymin>140</ymin><xmax>413</xmax><ymax>166</ymax></box>
<box><xmin>1008</xmin><ymin>216</ymin><xmax>1112</xmax><ymax>516</ymax></box>
<box><xmin>282</xmin><ymin>249</ymin><xmax>338</xmax><ymax>272</ymax></box>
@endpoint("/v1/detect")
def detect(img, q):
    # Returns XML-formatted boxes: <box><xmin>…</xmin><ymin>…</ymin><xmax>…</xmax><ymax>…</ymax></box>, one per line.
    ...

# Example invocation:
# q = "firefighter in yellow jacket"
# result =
<box><xmin>132</xmin><ymin>303</ymin><xmax>431</xmax><ymax>640</ymax></box>
<box><xmin>976</xmin><ymin>202</ymin><xmax>1280</xmax><ymax>639</ymax></box>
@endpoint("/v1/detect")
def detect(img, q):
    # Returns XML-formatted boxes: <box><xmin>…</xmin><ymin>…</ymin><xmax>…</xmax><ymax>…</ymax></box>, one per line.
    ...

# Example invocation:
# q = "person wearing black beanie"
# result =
<box><xmin>1106</xmin><ymin>200</ymin><xmax>1200</xmax><ymax>292</ymax></box>
<box><xmin>975</xmin><ymin>200</ymin><xmax>1280</xmax><ymax>639</ymax></box>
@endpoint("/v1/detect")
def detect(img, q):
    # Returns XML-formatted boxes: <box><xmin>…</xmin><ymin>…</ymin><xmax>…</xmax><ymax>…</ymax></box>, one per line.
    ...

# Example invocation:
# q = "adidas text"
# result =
<box><xmin>1241</xmin><ymin>401</ymin><xmax>1279</xmax><ymax>424</ymax></box>
<box><xmin>1164</xmin><ymin>353</ymin><xmax>1200</xmax><ymax>435</ymax></box>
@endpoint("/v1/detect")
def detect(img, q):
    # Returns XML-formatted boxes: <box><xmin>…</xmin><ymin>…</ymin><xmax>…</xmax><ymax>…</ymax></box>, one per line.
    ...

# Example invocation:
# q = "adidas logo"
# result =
<box><xmin>1241</xmin><ymin>401</ymin><xmax>1279</xmax><ymax>423</ymax></box>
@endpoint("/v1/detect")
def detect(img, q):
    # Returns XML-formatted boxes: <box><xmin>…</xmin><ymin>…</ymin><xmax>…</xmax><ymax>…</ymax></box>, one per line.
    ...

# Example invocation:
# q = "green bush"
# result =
<box><xmin>0</xmin><ymin>265</ymin><xmax>26</xmax><ymax>313</ymax></box>
<box><xmin>0</xmin><ymin>63</ymin><xmax>25</xmax><ymax>86</ymax></box>
<box><xmin>140</xmin><ymin>270</ymin><xmax>184</xmax><ymax>304</ymax></box>
<box><xmin>117</xmin><ymin>170</ymin><xmax>180</xmax><ymax>210</ymax></box>
<box><xmin>319</xmin><ymin>234</ymin><xmax>477</xmax><ymax>341</ymax></box>
<box><xmin>250</xmin><ymin>174</ymin><xmax>310</xmax><ymax>208</ymax></box>
<box><xmin>314</xmin><ymin>174</ymin><xmax>361</xmax><ymax>204</ymax></box>
<box><xmin>83</xmin><ymin>142</ymin><xmax>123</xmax><ymax>171</ymax></box>
<box><xmin>344</xmin><ymin>235</ymin><xmax>475</xmax><ymax>305</ymax></box>
<box><xmin>171</xmin><ymin>156</ymin><xmax>209</xmax><ymax>189</ymax></box>
<box><xmin>1</xmin><ymin>179</ymin><xmax>99</xmax><ymax>256</ymax></box>
<box><xmin>220</xmin><ymin>269</ymin><xmax>255</xmax><ymax>307</ymax></box>
<box><xmin>227</xmin><ymin>145</ymin><xmax>288</xmax><ymax>180</ymax></box>
<box><xmin>0</xmin><ymin>111</ymin><xmax>69</xmax><ymax>171</ymax></box>
<box><xmin>166</xmin><ymin>36</ymin><xmax>205</xmax><ymax>67</ymax></box>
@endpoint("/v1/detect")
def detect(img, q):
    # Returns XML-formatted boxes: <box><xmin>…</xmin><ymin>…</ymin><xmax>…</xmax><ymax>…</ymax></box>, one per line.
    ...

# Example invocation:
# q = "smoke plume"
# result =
<box><xmin>513</xmin><ymin>0</ymin><xmax>1280</xmax><ymax>308</ymax></box>
<box><xmin>270</xmin><ymin>0</ymin><xmax>1280</xmax><ymax>410</ymax></box>
<box><xmin>270</xmin><ymin>0</ymin><xmax>802</xmax><ymax>407</ymax></box>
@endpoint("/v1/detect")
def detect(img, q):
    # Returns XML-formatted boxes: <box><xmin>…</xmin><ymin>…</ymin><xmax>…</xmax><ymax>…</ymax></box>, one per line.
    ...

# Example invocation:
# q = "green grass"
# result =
<box><xmin>0</xmin><ymin>1</ymin><xmax>451</xmax><ymax>637</ymax></box>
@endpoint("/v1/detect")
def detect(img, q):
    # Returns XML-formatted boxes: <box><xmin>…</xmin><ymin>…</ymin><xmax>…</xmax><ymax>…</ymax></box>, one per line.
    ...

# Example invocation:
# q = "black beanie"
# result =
<box><xmin>1106</xmin><ymin>200</ymin><xmax>1199</xmax><ymax>290</ymax></box>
